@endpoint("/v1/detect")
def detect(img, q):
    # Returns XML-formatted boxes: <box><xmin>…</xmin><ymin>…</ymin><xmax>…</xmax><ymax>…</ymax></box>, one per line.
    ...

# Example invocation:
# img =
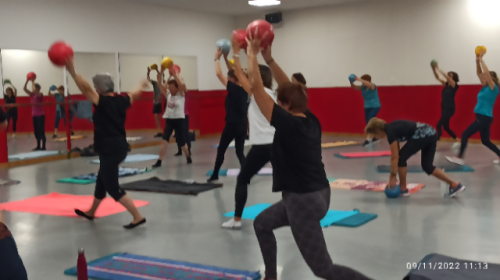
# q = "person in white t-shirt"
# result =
<box><xmin>222</xmin><ymin>38</ymin><xmax>276</xmax><ymax>230</ymax></box>
<box><xmin>152</xmin><ymin>66</ymin><xmax>192</xmax><ymax>168</ymax></box>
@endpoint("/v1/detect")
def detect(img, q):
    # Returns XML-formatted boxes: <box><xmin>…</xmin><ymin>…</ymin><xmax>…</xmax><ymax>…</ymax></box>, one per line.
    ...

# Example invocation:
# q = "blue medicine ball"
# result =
<box><xmin>385</xmin><ymin>185</ymin><xmax>401</xmax><ymax>198</ymax></box>
<box><xmin>348</xmin><ymin>74</ymin><xmax>356</xmax><ymax>83</ymax></box>
<box><xmin>216</xmin><ymin>39</ymin><xmax>231</xmax><ymax>55</ymax></box>
<box><xmin>50</xmin><ymin>85</ymin><xmax>57</xmax><ymax>91</ymax></box>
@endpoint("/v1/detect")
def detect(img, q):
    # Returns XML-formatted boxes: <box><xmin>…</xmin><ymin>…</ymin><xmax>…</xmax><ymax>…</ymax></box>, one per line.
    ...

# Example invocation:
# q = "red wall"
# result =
<box><xmin>4</xmin><ymin>85</ymin><xmax>500</xmax><ymax>141</ymax></box>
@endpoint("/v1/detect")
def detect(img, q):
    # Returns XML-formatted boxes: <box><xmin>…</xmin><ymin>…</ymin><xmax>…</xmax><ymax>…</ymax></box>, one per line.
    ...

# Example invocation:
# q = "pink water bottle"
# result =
<box><xmin>77</xmin><ymin>248</ymin><xmax>88</xmax><ymax>280</ymax></box>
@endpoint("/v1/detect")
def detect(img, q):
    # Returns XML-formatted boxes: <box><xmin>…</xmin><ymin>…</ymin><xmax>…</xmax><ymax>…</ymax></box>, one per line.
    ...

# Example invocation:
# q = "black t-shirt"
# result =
<box><xmin>385</xmin><ymin>120</ymin><xmax>418</xmax><ymax>144</ymax></box>
<box><xmin>441</xmin><ymin>83</ymin><xmax>459</xmax><ymax>109</ymax></box>
<box><xmin>93</xmin><ymin>95</ymin><xmax>130</xmax><ymax>154</ymax></box>
<box><xmin>270</xmin><ymin>104</ymin><xmax>329</xmax><ymax>193</ymax></box>
<box><xmin>225</xmin><ymin>81</ymin><xmax>249</xmax><ymax>124</ymax></box>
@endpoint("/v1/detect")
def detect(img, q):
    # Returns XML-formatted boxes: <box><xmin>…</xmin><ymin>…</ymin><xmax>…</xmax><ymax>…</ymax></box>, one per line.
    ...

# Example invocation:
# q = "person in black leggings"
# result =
<box><xmin>0</xmin><ymin>211</ymin><xmax>28</xmax><ymax>280</ymax></box>
<box><xmin>446</xmin><ymin>53</ymin><xmax>500</xmax><ymax>165</ymax></box>
<box><xmin>3</xmin><ymin>82</ymin><xmax>17</xmax><ymax>138</ymax></box>
<box><xmin>208</xmin><ymin>47</ymin><xmax>249</xmax><ymax>182</ymax></box>
<box><xmin>431</xmin><ymin>62</ymin><xmax>460</xmax><ymax>144</ymax></box>
<box><xmin>65</xmin><ymin>58</ymin><xmax>146</xmax><ymax>229</ymax></box>
<box><xmin>246</xmin><ymin>36</ymin><xmax>373</xmax><ymax>280</ymax></box>
<box><xmin>221</xmin><ymin>36</ymin><xmax>276</xmax><ymax>230</ymax></box>
<box><xmin>366</xmin><ymin>118</ymin><xmax>465</xmax><ymax>198</ymax></box>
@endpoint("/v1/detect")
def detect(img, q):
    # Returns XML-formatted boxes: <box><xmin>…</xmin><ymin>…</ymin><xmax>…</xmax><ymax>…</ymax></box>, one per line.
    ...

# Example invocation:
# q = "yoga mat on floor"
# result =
<box><xmin>377</xmin><ymin>164</ymin><xmax>474</xmax><ymax>173</ymax></box>
<box><xmin>321</xmin><ymin>141</ymin><xmax>361</xmax><ymax>149</ymax></box>
<box><xmin>207</xmin><ymin>167</ymin><xmax>272</xmax><ymax>177</ymax></box>
<box><xmin>330</xmin><ymin>179</ymin><xmax>425</xmax><ymax>194</ymax></box>
<box><xmin>213</xmin><ymin>140</ymin><xmax>252</xmax><ymax>148</ymax></box>
<box><xmin>0</xmin><ymin>192</ymin><xmax>149</xmax><ymax>218</ymax></box>
<box><xmin>57</xmin><ymin>167</ymin><xmax>152</xmax><ymax>184</ymax></box>
<box><xmin>126</xmin><ymin>136</ymin><xmax>142</xmax><ymax>142</ymax></box>
<box><xmin>64</xmin><ymin>252</ymin><xmax>261</xmax><ymax>280</ymax></box>
<box><xmin>53</xmin><ymin>135</ymin><xmax>85</xmax><ymax>142</ymax></box>
<box><xmin>0</xmin><ymin>179</ymin><xmax>21</xmax><ymax>187</ymax></box>
<box><xmin>403</xmin><ymin>253</ymin><xmax>500</xmax><ymax>280</ymax></box>
<box><xmin>334</xmin><ymin>150</ymin><xmax>391</xmax><ymax>159</ymax></box>
<box><xmin>89</xmin><ymin>154</ymin><xmax>158</xmax><ymax>164</ymax></box>
<box><xmin>8</xmin><ymin>150</ymin><xmax>60</xmax><ymax>160</ymax></box>
<box><xmin>223</xmin><ymin>204</ymin><xmax>376</xmax><ymax>228</ymax></box>
<box><xmin>121</xmin><ymin>177</ymin><xmax>222</xmax><ymax>196</ymax></box>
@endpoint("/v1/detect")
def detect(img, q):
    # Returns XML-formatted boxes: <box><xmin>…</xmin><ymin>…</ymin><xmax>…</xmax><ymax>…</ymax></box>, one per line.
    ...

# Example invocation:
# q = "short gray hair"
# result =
<box><xmin>92</xmin><ymin>73</ymin><xmax>114</xmax><ymax>93</ymax></box>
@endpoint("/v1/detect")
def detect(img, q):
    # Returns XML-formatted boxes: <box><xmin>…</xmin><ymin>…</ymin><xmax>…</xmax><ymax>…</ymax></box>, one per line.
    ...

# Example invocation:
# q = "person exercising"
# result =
<box><xmin>148</xmin><ymin>66</ymin><xmax>164</xmax><ymax>138</ymax></box>
<box><xmin>350</xmin><ymin>74</ymin><xmax>381</xmax><ymax>146</ymax></box>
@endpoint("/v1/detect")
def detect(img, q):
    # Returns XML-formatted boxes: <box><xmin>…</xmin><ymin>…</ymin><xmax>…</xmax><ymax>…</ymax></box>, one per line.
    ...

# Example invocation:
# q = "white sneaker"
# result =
<box><xmin>494</xmin><ymin>159</ymin><xmax>500</xmax><ymax>164</ymax></box>
<box><xmin>222</xmin><ymin>218</ymin><xmax>241</xmax><ymax>230</ymax></box>
<box><xmin>445</xmin><ymin>156</ymin><xmax>465</xmax><ymax>166</ymax></box>
<box><xmin>452</xmin><ymin>142</ymin><xmax>461</xmax><ymax>149</ymax></box>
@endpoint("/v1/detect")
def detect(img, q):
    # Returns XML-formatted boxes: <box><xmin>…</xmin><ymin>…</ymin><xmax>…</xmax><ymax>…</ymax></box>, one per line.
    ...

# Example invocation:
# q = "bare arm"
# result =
<box><xmin>389</xmin><ymin>141</ymin><xmax>400</xmax><ymax>186</ymax></box>
<box><xmin>479</xmin><ymin>56</ymin><xmax>496</xmax><ymax>90</ymax></box>
<box><xmin>432</xmin><ymin>64</ymin><xmax>447</xmax><ymax>85</ymax></box>
<box><xmin>223</xmin><ymin>53</ymin><xmax>233</xmax><ymax>71</ymax></box>
<box><xmin>350</xmin><ymin>82</ymin><xmax>362</xmax><ymax>91</ymax></box>
<box><xmin>12</xmin><ymin>85</ymin><xmax>17</xmax><ymax>97</ymax></box>
<box><xmin>170</xmin><ymin>69</ymin><xmax>187</xmax><ymax>96</ymax></box>
<box><xmin>147</xmin><ymin>67</ymin><xmax>152</xmax><ymax>83</ymax></box>
<box><xmin>438</xmin><ymin>68</ymin><xmax>456</xmax><ymax>88</ymax></box>
<box><xmin>157</xmin><ymin>69</ymin><xmax>167</xmax><ymax>95</ymax></box>
<box><xmin>247</xmin><ymin>36</ymin><xmax>275</xmax><ymax>123</ymax></box>
<box><xmin>128</xmin><ymin>79</ymin><xmax>149</xmax><ymax>104</ymax></box>
<box><xmin>215</xmin><ymin>48</ymin><xmax>228</xmax><ymax>87</ymax></box>
<box><xmin>48</xmin><ymin>89</ymin><xmax>53</xmax><ymax>97</ymax></box>
<box><xmin>476</xmin><ymin>56</ymin><xmax>483</xmax><ymax>77</ymax></box>
<box><xmin>65</xmin><ymin>58</ymin><xmax>100</xmax><ymax>105</ymax></box>
<box><xmin>23</xmin><ymin>80</ymin><xmax>33</xmax><ymax>95</ymax></box>
<box><xmin>261</xmin><ymin>45</ymin><xmax>290</xmax><ymax>88</ymax></box>
<box><xmin>231</xmin><ymin>36</ymin><xmax>252</xmax><ymax>95</ymax></box>
<box><xmin>356</xmin><ymin>77</ymin><xmax>376</xmax><ymax>90</ymax></box>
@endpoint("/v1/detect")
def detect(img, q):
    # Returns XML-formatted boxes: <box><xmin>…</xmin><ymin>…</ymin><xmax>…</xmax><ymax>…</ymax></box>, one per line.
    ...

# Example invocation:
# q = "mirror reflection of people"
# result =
<box><xmin>350</xmin><ymin>74</ymin><xmax>381</xmax><ymax>146</ymax></box>
<box><xmin>3</xmin><ymin>80</ymin><xmax>17</xmax><ymax>138</ymax></box>
<box><xmin>65</xmin><ymin>58</ymin><xmax>147</xmax><ymax>229</ymax></box>
<box><xmin>49</xmin><ymin>86</ymin><xmax>74</xmax><ymax>138</ymax></box>
<box><xmin>23</xmin><ymin>78</ymin><xmax>46</xmax><ymax>150</ymax></box>
<box><xmin>0</xmin><ymin>210</ymin><xmax>28</xmax><ymax>280</ymax></box>
<box><xmin>147</xmin><ymin>67</ymin><xmax>164</xmax><ymax>138</ymax></box>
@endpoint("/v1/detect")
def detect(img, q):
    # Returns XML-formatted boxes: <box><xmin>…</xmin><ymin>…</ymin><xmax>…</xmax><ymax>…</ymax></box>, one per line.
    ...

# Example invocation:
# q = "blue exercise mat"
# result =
<box><xmin>376</xmin><ymin>164</ymin><xmax>474</xmax><ymax>173</ymax></box>
<box><xmin>206</xmin><ymin>169</ymin><xmax>229</xmax><ymax>176</ymax></box>
<box><xmin>64</xmin><ymin>252</ymin><xmax>261</xmax><ymax>280</ymax></box>
<box><xmin>89</xmin><ymin>154</ymin><xmax>158</xmax><ymax>164</ymax></box>
<box><xmin>224</xmin><ymin>204</ymin><xmax>376</xmax><ymax>228</ymax></box>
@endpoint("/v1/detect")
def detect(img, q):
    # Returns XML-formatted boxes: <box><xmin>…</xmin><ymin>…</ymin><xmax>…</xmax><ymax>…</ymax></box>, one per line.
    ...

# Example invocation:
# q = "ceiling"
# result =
<box><xmin>124</xmin><ymin>0</ymin><xmax>370</xmax><ymax>16</ymax></box>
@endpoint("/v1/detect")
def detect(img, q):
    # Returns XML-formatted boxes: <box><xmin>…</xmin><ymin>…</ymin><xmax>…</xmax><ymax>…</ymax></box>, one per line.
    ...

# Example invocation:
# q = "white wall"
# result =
<box><xmin>0</xmin><ymin>0</ymin><xmax>235</xmax><ymax>90</ymax></box>
<box><xmin>1</xmin><ymin>50</ymin><xmax>64</xmax><ymax>96</ymax></box>
<box><xmin>67</xmin><ymin>52</ymin><xmax>116</xmax><ymax>94</ymax></box>
<box><xmin>236</xmin><ymin>0</ymin><xmax>500</xmax><ymax>87</ymax></box>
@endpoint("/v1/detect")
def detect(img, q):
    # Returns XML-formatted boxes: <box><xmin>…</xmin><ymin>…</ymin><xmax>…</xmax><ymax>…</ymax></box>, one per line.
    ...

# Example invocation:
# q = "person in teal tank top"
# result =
<box><xmin>350</xmin><ymin>74</ymin><xmax>381</xmax><ymax>146</ymax></box>
<box><xmin>446</xmin><ymin>52</ymin><xmax>500</xmax><ymax>166</ymax></box>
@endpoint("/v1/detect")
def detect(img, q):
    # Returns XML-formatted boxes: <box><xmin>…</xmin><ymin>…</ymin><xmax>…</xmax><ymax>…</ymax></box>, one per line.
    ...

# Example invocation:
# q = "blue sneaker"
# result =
<box><xmin>400</xmin><ymin>189</ymin><xmax>410</xmax><ymax>197</ymax></box>
<box><xmin>448</xmin><ymin>183</ymin><xmax>466</xmax><ymax>198</ymax></box>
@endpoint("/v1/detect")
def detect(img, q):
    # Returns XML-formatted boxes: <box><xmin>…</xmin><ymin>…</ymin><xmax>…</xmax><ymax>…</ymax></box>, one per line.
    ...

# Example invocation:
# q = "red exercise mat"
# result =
<box><xmin>0</xmin><ymin>192</ymin><xmax>149</xmax><ymax>218</ymax></box>
<box><xmin>337</xmin><ymin>150</ymin><xmax>391</xmax><ymax>158</ymax></box>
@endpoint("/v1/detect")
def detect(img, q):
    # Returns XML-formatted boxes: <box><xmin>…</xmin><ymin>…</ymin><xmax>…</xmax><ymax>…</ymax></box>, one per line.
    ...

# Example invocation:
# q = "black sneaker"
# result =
<box><xmin>33</xmin><ymin>147</ymin><xmax>41</xmax><ymax>151</ymax></box>
<box><xmin>448</xmin><ymin>183</ymin><xmax>466</xmax><ymax>198</ymax></box>
<box><xmin>207</xmin><ymin>176</ymin><xmax>219</xmax><ymax>183</ymax></box>
<box><xmin>154</xmin><ymin>133</ymin><xmax>163</xmax><ymax>138</ymax></box>
<box><xmin>174</xmin><ymin>151</ymin><xmax>182</xmax><ymax>157</ymax></box>
<box><xmin>52</xmin><ymin>135</ymin><xmax>57</xmax><ymax>139</ymax></box>
<box><xmin>40</xmin><ymin>147</ymin><xmax>46</xmax><ymax>151</ymax></box>
<box><xmin>372</xmin><ymin>138</ymin><xmax>380</xmax><ymax>143</ymax></box>
<box><xmin>71</xmin><ymin>131</ymin><xmax>75</xmax><ymax>136</ymax></box>
<box><xmin>187</xmin><ymin>157</ymin><xmax>192</xmax><ymax>164</ymax></box>
<box><xmin>362</xmin><ymin>140</ymin><xmax>370</xmax><ymax>146</ymax></box>
<box><xmin>152</xmin><ymin>160</ymin><xmax>162</xmax><ymax>168</ymax></box>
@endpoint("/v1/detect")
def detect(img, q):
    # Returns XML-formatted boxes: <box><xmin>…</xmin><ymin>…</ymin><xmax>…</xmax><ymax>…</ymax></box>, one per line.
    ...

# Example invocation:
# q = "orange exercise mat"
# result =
<box><xmin>53</xmin><ymin>135</ymin><xmax>85</xmax><ymax>141</ymax></box>
<box><xmin>0</xmin><ymin>192</ymin><xmax>149</xmax><ymax>218</ymax></box>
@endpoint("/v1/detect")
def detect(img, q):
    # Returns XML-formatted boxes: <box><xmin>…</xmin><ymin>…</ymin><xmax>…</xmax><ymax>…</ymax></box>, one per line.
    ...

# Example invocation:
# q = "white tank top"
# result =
<box><xmin>163</xmin><ymin>92</ymin><xmax>185</xmax><ymax>119</ymax></box>
<box><xmin>248</xmin><ymin>88</ymin><xmax>276</xmax><ymax>145</ymax></box>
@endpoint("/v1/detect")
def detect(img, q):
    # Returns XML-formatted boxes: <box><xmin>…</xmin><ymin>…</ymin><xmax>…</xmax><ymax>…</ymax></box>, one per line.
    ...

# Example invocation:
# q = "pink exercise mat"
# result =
<box><xmin>0</xmin><ymin>192</ymin><xmax>149</xmax><ymax>218</ymax></box>
<box><xmin>335</xmin><ymin>150</ymin><xmax>391</xmax><ymax>158</ymax></box>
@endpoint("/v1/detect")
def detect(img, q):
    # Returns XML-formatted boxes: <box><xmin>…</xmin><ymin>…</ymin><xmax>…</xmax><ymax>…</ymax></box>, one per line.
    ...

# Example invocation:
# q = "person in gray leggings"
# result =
<box><xmin>246</xmin><ymin>34</ymin><xmax>373</xmax><ymax>280</ymax></box>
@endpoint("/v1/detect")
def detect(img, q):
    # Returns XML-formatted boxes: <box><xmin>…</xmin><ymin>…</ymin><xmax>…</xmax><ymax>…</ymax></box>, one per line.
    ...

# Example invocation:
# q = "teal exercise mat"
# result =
<box><xmin>206</xmin><ymin>169</ymin><xmax>229</xmax><ymax>176</ymax></box>
<box><xmin>403</xmin><ymin>253</ymin><xmax>500</xmax><ymax>280</ymax></box>
<box><xmin>223</xmin><ymin>204</ymin><xmax>376</xmax><ymax>228</ymax></box>
<box><xmin>57</xmin><ymin>167</ymin><xmax>152</xmax><ymax>184</ymax></box>
<box><xmin>8</xmin><ymin>150</ymin><xmax>60</xmax><ymax>161</ymax></box>
<box><xmin>64</xmin><ymin>252</ymin><xmax>261</xmax><ymax>280</ymax></box>
<box><xmin>376</xmin><ymin>164</ymin><xmax>474</xmax><ymax>173</ymax></box>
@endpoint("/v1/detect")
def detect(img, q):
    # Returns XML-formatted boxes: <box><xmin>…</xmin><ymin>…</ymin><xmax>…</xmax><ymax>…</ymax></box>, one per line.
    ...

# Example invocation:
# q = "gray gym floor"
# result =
<box><xmin>1</xmin><ymin>135</ymin><xmax>499</xmax><ymax>280</ymax></box>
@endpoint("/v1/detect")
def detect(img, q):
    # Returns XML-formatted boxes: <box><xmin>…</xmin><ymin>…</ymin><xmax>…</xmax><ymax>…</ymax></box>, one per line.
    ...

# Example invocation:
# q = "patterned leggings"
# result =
<box><xmin>254</xmin><ymin>188</ymin><xmax>373</xmax><ymax>280</ymax></box>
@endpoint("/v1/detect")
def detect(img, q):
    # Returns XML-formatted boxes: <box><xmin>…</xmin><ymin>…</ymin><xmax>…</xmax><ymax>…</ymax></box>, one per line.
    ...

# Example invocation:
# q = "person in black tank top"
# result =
<box><xmin>65</xmin><ymin>58</ymin><xmax>147</xmax><ymax>230</ymax></box>
<box><xmin>3</xmin><ymin>82</ymin><xmax>18</xmax><ymax>137</ymax></box>
<box><xmin>432</xmin><ymin>63</ymin><xmax>460</xmax><ymax>143</ymax></box>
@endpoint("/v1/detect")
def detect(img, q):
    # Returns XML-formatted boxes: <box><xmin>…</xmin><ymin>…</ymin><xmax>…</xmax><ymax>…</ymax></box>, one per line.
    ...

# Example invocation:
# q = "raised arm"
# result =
<box><xmin>157</xmin><ymin>69</ymin><xmax>167</xmax><ymax>95</ymax></box>
<box><xmin>147</xmin><ymin>67</ymin><xmax>152</xmax><ymax>83</ymax></box>
<box><xmin>350</xmin><ymin>82</ymin><xmax>362</xmax><ymax>91</ymax></box>
<box><xmin>11</xmin><ymin>84</ymin><xmax>17</xmax><ymax>96</ymax></box>
<box><xmin>231</xmin><ymin>36</ymin><xmax>252</xmax><ymax>95</ymax></box>
<box><xmin>476</xmin><ymin>56</ymin><xmax>483</xmax><ymax>77</ymax></box>
<box><xmin>48</xmin><ymin>88</ymin><xmax>53</xmax><ymax>97</ymax></box>
<box><xmin>432</xmin><ymin>63</ymin><xmax>447</xmax><ymax>85</ymax></box>
<box><xmin>215</xmin><ymin>48</ymin><xmax>228</xmax><ymax>87</ymax></box>
<box><xmin>23</xmin><ymin>80</ymin><xmax>33</xmax><ymax>95</ymax></box>
<box><xmin>356</xmin><ymin>76</ymin><xmax>375</xmax><ymax>90</ymax></box>
<box><xmin>128</xmin><ymin>79</ymin><xmax>149</xmax><ymax>104</ymax></box>
<box><xmin>438</xmin><ymin>68</ymin><xmax>456</xmax><ymax>88</ymax></box>
<box><xmin>479</xmin><ymin>54</ymin><xmax>496</xmax><ymax>90</ymax></box>
<box><xmin>247</xmin><ymin>35</ymin><xmax>275</xmax><ymax>123</ymax></box>
<box><xmin>223</xmin><ymin>52</ymin><xmax>233</xmax><ymax>71</ymax></box>
<box><xmin>170</xmin><ymin>68</ymin><xmax>187</xmax><ymax>96</ymax></box>
<box><xmin>261</xmin><ymin>44</ymin><xmax>290</xmax><ymax>88</ymax></box>
<box><xmin>65</xmin><ymin>58</ymin><xmax>100</xmax><ymax>105</ymax></box>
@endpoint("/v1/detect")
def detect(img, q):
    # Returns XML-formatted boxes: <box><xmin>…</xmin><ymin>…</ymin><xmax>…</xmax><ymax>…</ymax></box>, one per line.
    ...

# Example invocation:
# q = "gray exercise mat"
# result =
<box><xmin>403</xmin><ymin>253</ymin><xmax>499</xmax><ymax>280</ymax></box>
<box><xmin>120</xmin><ymin>177</ymin><xmax>222</xmax><ymax>196</ymax></box>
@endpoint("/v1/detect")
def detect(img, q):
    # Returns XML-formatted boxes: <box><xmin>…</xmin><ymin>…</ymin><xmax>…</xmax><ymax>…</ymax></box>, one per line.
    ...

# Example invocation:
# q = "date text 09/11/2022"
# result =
<box><xmin>407</xmin><ymin>262</ymin><xmax>489</xmax><ymax>270</ymax></box>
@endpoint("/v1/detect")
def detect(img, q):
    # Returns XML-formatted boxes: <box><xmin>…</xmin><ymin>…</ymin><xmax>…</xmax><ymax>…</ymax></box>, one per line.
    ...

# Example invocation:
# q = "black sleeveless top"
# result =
<box><xmin>441</xmin><ymin>83</ymin><xmax>458</xmax><ymax>110</ymax></box>
<box><xmin>4</xmin><ymin>94</ymin><xmax>17</xmax><ymax>113</ymax></box>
